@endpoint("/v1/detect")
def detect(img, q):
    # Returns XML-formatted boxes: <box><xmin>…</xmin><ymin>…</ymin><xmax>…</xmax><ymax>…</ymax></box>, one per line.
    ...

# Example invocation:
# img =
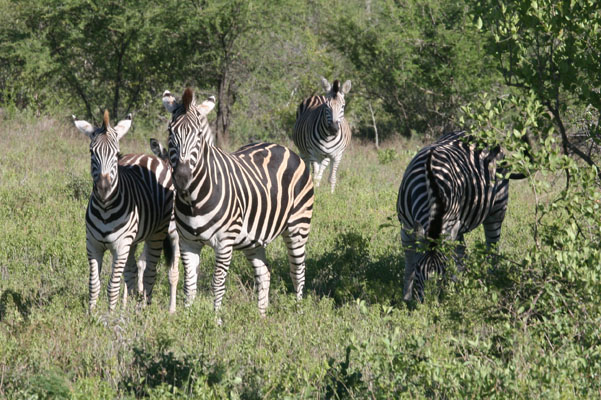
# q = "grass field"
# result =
<box><xmin>1</xmin><ymin>114</ymin><xmax>599</xmax><ymax>399</ymax></box>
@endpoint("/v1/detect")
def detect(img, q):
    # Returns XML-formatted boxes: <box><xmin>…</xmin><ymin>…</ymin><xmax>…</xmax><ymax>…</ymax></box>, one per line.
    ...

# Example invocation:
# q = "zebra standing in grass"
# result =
<box><xmin>397</xmin><ymin>131</ymin><xmax>525</xmax><ymax>301</ymax></box>
<box><xmin>74</xmin><ymin>111</ymin><xmax>179</xmax><ymax>313</ymax></box>
<box><xmin>293</xmin><ymin>77</ymin><xmax>352</xmax><ymax>193</ymax></box>
<box><xmin>162</xmin><ymin>87</ymin><xmax>314</xmax><ymax>317</ymax></box>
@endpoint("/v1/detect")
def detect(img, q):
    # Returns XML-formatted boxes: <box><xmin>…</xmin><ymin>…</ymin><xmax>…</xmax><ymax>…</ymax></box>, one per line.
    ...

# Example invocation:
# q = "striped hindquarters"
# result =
<box><xmin>397</xmin><ymin>131</ymin><xmax>510</xmax><ymax>299</ymax></box>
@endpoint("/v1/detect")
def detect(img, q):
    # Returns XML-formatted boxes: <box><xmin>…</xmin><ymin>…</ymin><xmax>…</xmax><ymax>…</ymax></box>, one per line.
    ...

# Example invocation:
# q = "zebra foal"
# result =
<box><xmin>163</xmin><ymin>88</ymin><xmax>314</xmax><ymax>317</ymax></box>
<box><xmin>292</xmin><ymin>77</ymin><xmax>352</xmax><ymax>193</ymax></box>
<box><xmin>74</xmin><ymin>110</ymin><xmax>179</xmax><ymax>313</ymax></box>
<box><xmin>397</xmin><ymin>131</ymin><xmax>524</xmax><ymax>301</ymax></box>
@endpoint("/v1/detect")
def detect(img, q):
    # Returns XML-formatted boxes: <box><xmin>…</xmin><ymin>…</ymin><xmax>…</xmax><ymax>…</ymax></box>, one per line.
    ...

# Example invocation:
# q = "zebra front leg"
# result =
<box><xmin>122</xmin><ymin>243</ymin><xmax>138</xmax><ymax>306</ymax></box>
<box><xmin>166</xmin><ymin>223</ymin><xmax>180</xmax><ymax>314</ymax></box>
<box><xmin>328</xmin><ymin>156</ymin><xmax>342</xmax><ymax>193</ymax></box>
<box><xmin>180</xmin><ymin>239</ymin><xmax>203</xmax><ymax>307</ymax></box>
<box><xmin>211</xmin><ymin>245</ymin><xmax>234</xmax><ymax>313</ymax></box>
<box><xmin>140</xmin><ymin>234</ymin><xmax>165</xmax><ymax>306</ymax></box>
<box><xmin>314</xmin><ymin>158</ymin><xmax>330</xmax><ymax>188</ymax></box>
<box><xmin>243</xmin><ymin>247</ymin><xmax>271</xmax><ymax>317</ymax></box>
<box><xmin>311</xmin><ymin>161</ymin><xmax>321</xmax><ymax>186</ymax></box>
<box><xmin>401</xmin><ymin>229</ymin><xmax>417</xmax><ymax>301</ymax></box>
<box><xmin>107</xmin><ymin>243</ymin><xmax>133</xmax><ymax>312</ymax></box>
<box><xmin>87</xmin><ymin>243</ymin><xmax>104</xmax><ymax>313</ymax></box>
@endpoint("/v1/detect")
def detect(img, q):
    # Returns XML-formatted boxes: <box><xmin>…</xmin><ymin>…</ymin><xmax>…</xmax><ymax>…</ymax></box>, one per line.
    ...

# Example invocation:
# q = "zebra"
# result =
<box><xmin>162</xmin><ymin>87</ymin><xmax>314</xmax><ymax>317</ymax></box>
<box><xmin>397</xmin><ymin>131</ymin><xmax>525</xmax><ymax>301</ymax></box>
<box><xmin>292</xmin><ymin>77</ymin><xmax>352</xmax><ymax>193</ymax></box>
<box><xmin>74</xmin><ymin>110</ymin><xmax>180</xmax><ymax>313</ymax></box>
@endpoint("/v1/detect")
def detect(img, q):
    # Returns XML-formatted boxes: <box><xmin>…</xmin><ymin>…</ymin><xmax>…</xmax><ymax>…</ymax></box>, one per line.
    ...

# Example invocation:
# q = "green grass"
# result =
<box><xmin>1</xmin><ymin>114</ymin><xmax>599</xmax><ymax>399</ymax></box>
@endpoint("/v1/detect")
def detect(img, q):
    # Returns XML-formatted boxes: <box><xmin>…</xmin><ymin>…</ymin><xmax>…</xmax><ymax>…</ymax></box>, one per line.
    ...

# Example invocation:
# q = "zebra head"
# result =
<box><xmin>321</xmin><ymin>77</ymin><xmax>351</xmax><ymax>135</ymax></box>
<box><xmin>74</xmin><ymin>110</ymin><xmax>132</xmax><ymax>203</ymax></box>
<box><xmin>163</xmin><ymin>88</ymin><xmax>216</xmax><ymax>192</ymax></box>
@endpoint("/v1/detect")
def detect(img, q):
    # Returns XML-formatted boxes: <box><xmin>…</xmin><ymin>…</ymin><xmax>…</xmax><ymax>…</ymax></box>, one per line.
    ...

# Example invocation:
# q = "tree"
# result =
<box><xmin>473</xmin><ymin>0</ymin><xmax>601</xmax><ymax>170</ymax></box>
<box><xmin>3</xmin><ymin>0</ymin><xmax>190</xmax><ymax>122</ymax></box>
<box><xmin>327</xmin><ymin>0</ymin><xmax>500</xmax><ymax>138</ymax></box>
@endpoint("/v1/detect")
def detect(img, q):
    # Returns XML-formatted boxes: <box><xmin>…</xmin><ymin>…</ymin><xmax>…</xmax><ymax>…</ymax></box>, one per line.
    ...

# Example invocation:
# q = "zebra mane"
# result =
<box><xmin>332</xmin><ymin>80</ymin><xmax>340</xmax><ymax>94</ymax></box>
<box><xmin>425</xmin><ymin>148</ymin><xmax>444</xmax><ymax>244</ymax></box>
<box><xmin>182</xmin><ymin>88</ymin><xmax>194</xmax><ymax>112</ymax></box>
<box><xmin>102</xmin><ymin>109</ymin><xmax>110</xmax><ymax>128</ymax></box>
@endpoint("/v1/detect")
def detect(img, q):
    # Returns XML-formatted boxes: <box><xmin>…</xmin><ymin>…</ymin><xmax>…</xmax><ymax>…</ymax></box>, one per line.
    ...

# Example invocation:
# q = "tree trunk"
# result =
<box><xmin>216</xmin><ymin>70</ymin><xmax>231</xmax><ymax>147</ymax></box>
<box><xmin>369</xmin><ymin>102</ymin><xmax>379</xmax><ymax>149</ymax></box>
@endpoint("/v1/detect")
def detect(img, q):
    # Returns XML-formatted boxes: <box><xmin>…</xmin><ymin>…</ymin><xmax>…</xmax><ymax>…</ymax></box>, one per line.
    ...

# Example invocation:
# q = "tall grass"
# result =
<box><xmin>0</xmin><ymin>114</ymin><xmax>598</xmax><ymax>398</ymax></box>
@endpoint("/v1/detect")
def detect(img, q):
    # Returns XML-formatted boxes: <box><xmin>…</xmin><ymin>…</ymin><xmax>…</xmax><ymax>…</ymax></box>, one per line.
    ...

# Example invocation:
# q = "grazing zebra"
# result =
<box><xmin>292</xmin><ymin>77</ymin><xmax>352</xmax><ymax>193</ymax></box>
<box><xmin>74</xmin><ymin>111</ymin><xmax>180</xmax><ymax>313</ymax></box>
<box><xmin>397</xmin><ymin>131</ymin><xmax>524</xmax><ymax>301</ymax></box>
<box><xmin>163</xmin><ymin>87</ymin><xmax>314</xmax><ymax>317</ymax></box>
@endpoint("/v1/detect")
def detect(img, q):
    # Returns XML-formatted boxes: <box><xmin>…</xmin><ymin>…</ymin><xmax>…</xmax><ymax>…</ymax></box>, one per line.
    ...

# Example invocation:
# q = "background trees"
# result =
<box><xmin>0</xmin><ymin>0</ymin><xmax>599</xmax><ymax>153</ymax></box>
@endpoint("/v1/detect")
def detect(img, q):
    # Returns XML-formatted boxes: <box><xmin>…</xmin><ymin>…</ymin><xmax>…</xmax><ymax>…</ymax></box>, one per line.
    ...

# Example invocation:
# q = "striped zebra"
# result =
<box><xmin>397</xmin><ymin>131</ymin><xmax>525</xmax><ymax>301</ymax></box>
<box><xmin>74</xmin><ymin>111</ymin><xmax>180</xmax><ymax>313</ymax></box>
<box><xmin>292</xmin><ymin>77</ymin><xmax>352</xmax><ymax>193</ymax></box>
<box><xmin>163</xmin><ymin>87</ymin><xmax>314</xmax><ymax>317</ymax></box>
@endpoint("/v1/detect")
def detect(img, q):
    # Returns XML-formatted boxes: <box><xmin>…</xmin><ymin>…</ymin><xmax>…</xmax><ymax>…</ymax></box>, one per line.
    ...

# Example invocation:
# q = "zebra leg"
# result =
<box><xmin>87</xmin><ymin>243</ymin><xmax>104</xmax><ymax>313</ymax></box>
<box><xmin>243</xmin><ymin>247</ymin><xmax>271</xmax><ymax>317</ymax></box>
<box><xmin>401</xmin><ymin>228</ymin><xmax>417</xmax><ymax>301</ymax></box>
<box><xmin>167</xmin><ymin>222</ymin><xmax>180</xmax><ymax>314</ymax></box>
<box><xmin>328</xmin><ymin>156</ymin><xmax>342</xmax><ymax>193</ymax></box>
<box><xmin>483</xmin><ymin>205</ymin><xmax>507</xmax><ymax>267</ymax></box>
<box><xmin>282</xmin><ymin>228</ymin><xmax>307</xmax><ymax>301</ymax></box>
<box><xmin>454</xmin><ymin>234</ymin><xmax>466</xmax><ymax>273</ymax></box>
<box><xmin>314</xmin><ymin>158</ymin><xmax>330</xmax><ymax>187</ymax></box>
<box><xmin>140</xmin><ymin>234</ymin><xmax>165</xmax><ymax>306</ymax></box>
<box><xmin>211</xmin><ymin>245</ymin><xmax>234</xmax><ymax>313</ymax></box>
<box><xmin>122</xmin><ymin>243</ymin><xmax>138</xmax><ymax>306</ymax></box>
<box><xmin>107</xmin><ymin>242</ymin><xmax>133</xmax><ymax>312</ymax></box>
<box><xmin>180</xmin><ymin>239</ymin><xmax>203</xmax><ymax>307</ymax></box>
<box><xmin>311</xmin><ymin>161</ymin><xmax>321</xmax><ymax>186</ymax></box>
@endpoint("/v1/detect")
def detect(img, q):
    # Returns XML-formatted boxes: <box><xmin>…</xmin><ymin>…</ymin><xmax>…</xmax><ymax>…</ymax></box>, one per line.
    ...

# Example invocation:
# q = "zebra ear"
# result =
<box><xmin>113</xmin><ymin>113</ymin><xmax>132</xmax><ymax>141</ymax></box>
<box><xmin>197</xmin><ymin>95</ymin><xmax>216</xmax><ymax>116</ymax></box>
<box><xmin>73</xmin><ymin>115</ymin><xmax>96</xmax><ymax>138</ymax></box>
<box><xmin>341</xmin><ymin>80</ymin><xmax>351</xmax><ymax>95</ymax></box>
<box><xmin>162</xmin><ymin>90</ymin><xmax>179</xmax><ymax>113</ymax></box>
<box><xmin>320</xmin><ymin>77</ymin><xmax>331</xmax><ymax>93</ymax></box>
<box><xmin>149</xmin><ymin>138</ymin><xmax>167</xmax><ymax>160</ymax></box>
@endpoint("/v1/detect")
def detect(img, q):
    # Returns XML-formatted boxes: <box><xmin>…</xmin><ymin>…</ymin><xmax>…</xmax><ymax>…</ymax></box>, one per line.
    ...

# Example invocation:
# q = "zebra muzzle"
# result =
<box><xmin>95</xmin><ymin>173</ymin><xmax>112</xmax><ymax>201</ymax></box>
<box><xmin>173</xmin><ymin>162</ymin><xmax>192</xmax><ymax>191</ymax></box>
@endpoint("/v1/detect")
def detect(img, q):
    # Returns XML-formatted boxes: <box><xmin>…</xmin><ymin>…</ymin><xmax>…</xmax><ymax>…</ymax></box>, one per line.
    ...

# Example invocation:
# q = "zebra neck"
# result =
<box><xmin>184</xmin><ymin>142</ymin><xmax>228</xmax><ymax>207</ymax></box>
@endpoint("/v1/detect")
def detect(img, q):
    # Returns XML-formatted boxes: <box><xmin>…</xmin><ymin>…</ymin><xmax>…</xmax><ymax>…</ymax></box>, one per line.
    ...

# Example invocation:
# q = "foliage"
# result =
<box><xmin>327</xmin><ymin>0</ymin><xmax>502</xmax><ymax>139</ymax></box>
<box><xmin>473</xmin><ymin>0</ymin><xmax>601</xmax><ymax>166</ymax></box>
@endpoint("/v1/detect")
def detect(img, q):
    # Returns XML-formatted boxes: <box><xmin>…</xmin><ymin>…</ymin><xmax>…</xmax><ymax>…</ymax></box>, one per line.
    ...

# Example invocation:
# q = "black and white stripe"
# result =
<box><xmin>397</xmin><ymin>131</ymin><xmax>520</xmax><ymax>300</ymax></box>
<box><xmin>292</xmin><ymin>77</ymin><xmax>352</xmax><ymax>193</ymax></box>
<box><xmin>74</xmin><ymin>111</ymin><xmax>179</xmax><ymax>313</ymax></box>
<box><xmin>164</xmin><ymin>88</ymin><xmax>314</xmax><ymax>316</ymax></box>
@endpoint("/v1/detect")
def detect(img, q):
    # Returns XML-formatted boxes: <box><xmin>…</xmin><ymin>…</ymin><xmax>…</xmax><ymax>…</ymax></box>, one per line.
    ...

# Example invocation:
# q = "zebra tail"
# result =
<box><xmin>163</xmin><ymin>236</ymin><xmax>175</xmax><ymax>268</ymax></box>
<box><xmin>425</xmin><ymin>149</ymin><xmax>444</xmax><ymax>243</ymax></box>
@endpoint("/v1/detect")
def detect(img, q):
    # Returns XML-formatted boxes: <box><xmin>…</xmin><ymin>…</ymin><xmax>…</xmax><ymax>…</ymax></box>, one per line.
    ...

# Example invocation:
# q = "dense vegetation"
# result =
<box><xmin>1</xmin><ymin>0</ymin><xmax>601</xmax><ymax>397</ymax></box>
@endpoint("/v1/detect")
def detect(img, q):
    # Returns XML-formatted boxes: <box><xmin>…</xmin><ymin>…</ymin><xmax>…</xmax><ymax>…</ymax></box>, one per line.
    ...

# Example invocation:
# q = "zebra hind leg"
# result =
<box><xmin>282</xmin><ymin>223</ymin><xmax>309</xmax><ymax>303</ymax></box>
<box><xmin>401</xmin><ymin>229</ymin><xmax>418</xmax><ymax>302</ymax></box>
<box><xmin>243</xmin><ymin>247</ymin><xmax>271</xmax><ymax>317</ymax></box>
